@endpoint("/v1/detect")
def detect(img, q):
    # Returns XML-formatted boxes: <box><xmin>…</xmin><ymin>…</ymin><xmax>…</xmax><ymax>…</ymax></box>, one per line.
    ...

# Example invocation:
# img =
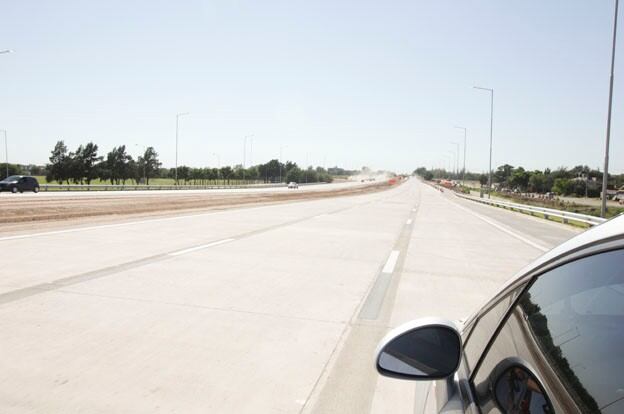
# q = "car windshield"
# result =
<box><xmin>1</xmin><ymin>2</ymin><xmax>623</xmax><ymax>413</ymax></box>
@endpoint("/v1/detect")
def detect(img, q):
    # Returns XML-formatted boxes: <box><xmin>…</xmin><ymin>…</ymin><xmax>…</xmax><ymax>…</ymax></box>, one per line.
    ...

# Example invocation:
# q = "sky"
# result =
<box><xmin>1</xmin><ymin>0</ymin><xmax>623</xmax><ymax>174</ymax></box>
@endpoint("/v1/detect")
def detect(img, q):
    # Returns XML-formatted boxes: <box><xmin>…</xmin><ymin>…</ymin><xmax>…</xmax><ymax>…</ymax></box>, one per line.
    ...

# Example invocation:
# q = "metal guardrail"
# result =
<box><xmin>453</xmin><ymin>192</ymin><xmax>607</xmax><ymax>226</ymax></box>
<box><xmin>38</xmin><ymin>182</ymin><xmax>328</xmax><ymax>192</ymax></box>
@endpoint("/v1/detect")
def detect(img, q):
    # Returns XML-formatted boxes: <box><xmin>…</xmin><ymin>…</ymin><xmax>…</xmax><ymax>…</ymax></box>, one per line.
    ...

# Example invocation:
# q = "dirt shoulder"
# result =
<box><xmin>0</xmin><ymin>181</ymin><xmax>396</xmax><ymax>233</ymax></box>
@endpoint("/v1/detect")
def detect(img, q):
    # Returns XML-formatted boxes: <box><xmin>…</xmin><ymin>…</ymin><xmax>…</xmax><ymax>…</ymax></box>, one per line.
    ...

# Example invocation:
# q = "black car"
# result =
<box><xmin>0</xmin><ymin>175</ymin><xmax>40</xmax><ymax>193</ymax></box>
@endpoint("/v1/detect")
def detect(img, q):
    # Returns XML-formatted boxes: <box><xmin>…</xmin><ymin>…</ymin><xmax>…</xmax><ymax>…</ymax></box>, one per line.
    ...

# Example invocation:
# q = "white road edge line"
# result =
<box><xmin>452</xmin><ymin>202</ymin><xmax>549</xmax><ymax>252</ymax></box>
<box><xmin>381</xmin><ymin>250</ymin><xmax>400</xmax><ymax>274</ymax></box>
<box><xmin>406</xmin><ymin>219</ymin><xmax>413</xmax><ymax>225</ymax></box>
<box><xmin>168</xmin><ymin>238</ymin><xmax>236</xmax><ymax>257</ymax></box>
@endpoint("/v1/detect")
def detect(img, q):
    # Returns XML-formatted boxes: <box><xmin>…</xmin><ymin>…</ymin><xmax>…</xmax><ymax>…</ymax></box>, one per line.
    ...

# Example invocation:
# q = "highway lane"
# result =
<box><xmin>0</xmin><ymin>179</ymin><xmax>581</xmax><ymax>413</ymax></box>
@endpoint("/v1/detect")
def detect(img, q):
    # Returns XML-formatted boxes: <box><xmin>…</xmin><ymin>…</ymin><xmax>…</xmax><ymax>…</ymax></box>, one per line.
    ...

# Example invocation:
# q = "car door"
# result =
<box><xmin>469</xmin><ymin>248</ymin><xmax>624</xmax><ymax>413</ymax></box>
<box><xmin>426</xmin><ymin>283</ymin><xmax>528</xmax><ymax>413</ymax></box>
<box><xmin>17</xmin><ymin>177</ymin><xmax>28</xmax><ymax>191</ymax></box>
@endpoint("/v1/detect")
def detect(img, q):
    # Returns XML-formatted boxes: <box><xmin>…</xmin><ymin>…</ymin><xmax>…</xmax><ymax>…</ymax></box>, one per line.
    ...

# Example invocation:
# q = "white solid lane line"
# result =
<box><xmin>406</xmin><ymin>219</ymin><xmax>413</xmax><ymax>225</ymax></box>
<box><xmin>168</xmin><ymin>239</ymin><xmax>236</xmax><ymax>257</ymax></box>
<box><xmin>381</xmin><ymin>250</ymin><xmax>400</xmax><ymax>274</ymax></box>
<box><xmin>451</xmin><ymin>201</ymin><xmax>549</xmax><ymax>252</ymax></box>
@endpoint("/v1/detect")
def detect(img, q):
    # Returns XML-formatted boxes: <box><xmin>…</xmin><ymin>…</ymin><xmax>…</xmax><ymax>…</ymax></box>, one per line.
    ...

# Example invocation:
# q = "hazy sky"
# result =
<box><xmin>1</xmin><ymin>1</ymin><xmax>623</xmax><ymax>174</ymax></box>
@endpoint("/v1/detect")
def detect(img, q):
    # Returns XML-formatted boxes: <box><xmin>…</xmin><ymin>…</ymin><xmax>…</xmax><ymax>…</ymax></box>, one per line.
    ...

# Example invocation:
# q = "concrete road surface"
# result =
<box><xmin>0</xmin><ymin>179</ymin><xmax>579</xmax><ymax>413</ymax></box>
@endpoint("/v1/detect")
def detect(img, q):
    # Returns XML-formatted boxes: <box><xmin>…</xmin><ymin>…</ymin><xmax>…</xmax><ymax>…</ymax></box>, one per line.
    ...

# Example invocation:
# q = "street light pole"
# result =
<box><xmin>454</xmin><ymin>126</ymin><xmax>467</xmax><ymax>185</ymax></box>
<box><xmin>1</xmin><ymin>51</ymin><xmax>13</xmax><ymax>179</ymax></box>
<box><xmin>602</xmin><ymin>0</ymin><xmax>619</xmax><ymax>218</ymax></box>
<box><xmin>175</xmin><ymin>112</ymin><xmax>189</xmax><ymax>185</ymax></box>
<box><xmin>279</xmin><ymin>145</ymin><xmax>287</xmax><ymax>183</ymax></box>
<box><xmin>1</xmin><ymin>130</ymin><xmax>7</xmax><ymax>179</ymax></box>
<box><xmin>474</xmin><ymin>86</ymin><xmax>494</xmax><ymax>199</ymax></box>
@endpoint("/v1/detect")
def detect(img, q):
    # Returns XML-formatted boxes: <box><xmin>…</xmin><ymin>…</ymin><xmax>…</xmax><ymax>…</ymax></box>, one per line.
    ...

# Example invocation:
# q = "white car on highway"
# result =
<box><xmin>376</xmin><ymin>214</ymin><xmax>624</xmax><ymax>413</ymax></box>
<box><xmin>288</xmin><ymin>182</ymin><xmax>299</xmax><ymax>189</ymax></box>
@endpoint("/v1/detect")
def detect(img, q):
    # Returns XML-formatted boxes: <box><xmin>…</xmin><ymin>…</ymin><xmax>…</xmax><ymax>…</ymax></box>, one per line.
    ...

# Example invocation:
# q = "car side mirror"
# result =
<box><xmin>375</xmin><ymin>317</ymin><xmax>462</xmax><ymax>380</ymax></box>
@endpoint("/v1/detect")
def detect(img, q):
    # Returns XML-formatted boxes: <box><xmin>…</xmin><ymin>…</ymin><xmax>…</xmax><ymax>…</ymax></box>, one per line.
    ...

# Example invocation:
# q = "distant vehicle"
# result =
<box><xmin>0</xmin><ymin>175</ymin><xmax>40</xmax><ymax>193</ymax></box>
<box><xmin>287</xmin><ymin>182</ymin><xmax>299</xmax><ymax>189</ymax></box>
<box><xmin>376</xmin><ymin>214</ymin><xmax>624</xmax><ymax>413</ymax></box>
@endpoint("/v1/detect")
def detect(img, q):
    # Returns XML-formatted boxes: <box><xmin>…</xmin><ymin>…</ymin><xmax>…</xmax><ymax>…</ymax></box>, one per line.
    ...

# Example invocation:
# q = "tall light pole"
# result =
<box><xmin>474</xmin><ymin>86</ymin><xmax>494</xmax><ymax>198</ymax></box>
<box><xmin>602</xmin><ymin>0</ymin><xmax>619</xmax><ymax>218</ymax></box>
<box><xmin>1</xmin><ymin>130</ymin><xmax>7</xmax><ymax>179</ymax></box>
<box><xmin>175</xmin><ymin>112</ymin><xmax>189</xmax><ymax>185</ymax></box>
<box><xmin>250</xmin><ymin>137</ymin><xmax>253</xmax><ymax>166</ymax></box>
<box><xmin>279</xmin><ymin>145</ymin><xmax>287</xmax><ymax>183</ymax></box>
<box><xmin>1</xmin><ymin>51</ymin><xmax>12</xmax><ymax>179</ymax></box>
<box><xmin>455</xmin><ymin>126</ymin><xmax>467</xmax><ymax>185</ymax></box>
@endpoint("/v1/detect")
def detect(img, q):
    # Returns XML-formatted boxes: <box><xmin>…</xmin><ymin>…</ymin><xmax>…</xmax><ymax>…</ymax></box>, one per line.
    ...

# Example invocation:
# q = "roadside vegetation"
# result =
<box><xmin>0</xmin><ymin>141</ymin><xmax>371</xmax><ymax>186</ymax></box>
<box><xmin>414</xmin><ymin>164</ymin><xmax>624</xmax><ymax>218</ymax></box>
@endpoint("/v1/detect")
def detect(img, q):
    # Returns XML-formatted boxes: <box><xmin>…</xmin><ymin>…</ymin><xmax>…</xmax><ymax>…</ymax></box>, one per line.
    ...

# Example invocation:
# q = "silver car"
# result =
<box><xmin>376</xmin><ymin>214</ymin><xmax>624</xmax><ymax>413</ymax></box>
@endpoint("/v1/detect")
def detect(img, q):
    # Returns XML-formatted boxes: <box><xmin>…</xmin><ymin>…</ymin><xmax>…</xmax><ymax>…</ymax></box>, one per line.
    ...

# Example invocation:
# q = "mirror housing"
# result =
<box><xmin>375</xmin><ymin>317</ymin><xmax>462</xmax><ymax>380</ymax></box>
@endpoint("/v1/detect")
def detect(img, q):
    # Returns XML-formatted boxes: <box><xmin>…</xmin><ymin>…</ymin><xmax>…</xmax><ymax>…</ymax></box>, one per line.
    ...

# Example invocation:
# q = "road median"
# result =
<box><xmin>0</xmin><ymin>181</ymin><xmax>399</xmax><ymax>227</ymax></box>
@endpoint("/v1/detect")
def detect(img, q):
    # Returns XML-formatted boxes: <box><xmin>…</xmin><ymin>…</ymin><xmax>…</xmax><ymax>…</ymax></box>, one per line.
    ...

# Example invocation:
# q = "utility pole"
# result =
<box><xmin>602</xmin><ymin>0</ymin><xmax>619</xmax><ymax>218</ymax></box>
<box><xmin>1</xmin><ymin>130</ymin><xmax>7</xmax><ymax>179</ymax></box>
<box><xmin>279</xmin><ymin>145</ymin><xmax>287</xmax><ymax>183</ymax></box>
<box><xmin>175</xmin><ymin>112</ymin><xmax>189</xmax><ymax>185</ymax></box>
<box><xmin>455</xmin><ymin>126</ymin><xmax>467</xmax><ymax>185</ymax></box>
<box><xmin>0</xmin><ymin>51</ymin><xmax>13</xmax><ymax>180</ymax></box>
<box><xmin>243</xmin><ymin>136</ymin><xmax>247</xmax><ymax>183</ymax></box>
<box><xmin>474</xmin><ymin>86</ymin><xmax>494</xmax><ymax>198</ymax></box>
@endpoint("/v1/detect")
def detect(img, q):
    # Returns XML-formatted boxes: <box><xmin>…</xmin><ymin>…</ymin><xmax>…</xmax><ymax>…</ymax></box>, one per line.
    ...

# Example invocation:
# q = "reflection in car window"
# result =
<box><xmin>463</xmin><ymin>285</ymin><xmax>524</xmax><ymax>373</ymax></box>
<box><xmin>494</xmin><ymin>366</ymin><xmax>553</xmax><ymax>414</ymax></box>
<box><xmin>473</xmin><ymin>249</ymin><xmax>624</xmax><ymax>413</ymax></box>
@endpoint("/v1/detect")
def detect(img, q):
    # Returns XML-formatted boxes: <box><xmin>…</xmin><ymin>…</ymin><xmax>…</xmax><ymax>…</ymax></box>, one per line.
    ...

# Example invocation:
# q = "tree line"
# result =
<box><xmin>28</xmin><ymin>140</ymin><xmax>335</xmax><ymax>185</ymax></box>
<box><xmin>414</xmin><ymin>164</ymin><xmax>624</xmax><ymax>197</ymax></box>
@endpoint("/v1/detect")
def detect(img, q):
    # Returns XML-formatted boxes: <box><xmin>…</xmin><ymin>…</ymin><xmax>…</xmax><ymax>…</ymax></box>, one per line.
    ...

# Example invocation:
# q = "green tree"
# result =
<box><xmin>105</xmin><ymin>145</ymin><xmax>133</xmax><ymax>184</ymax></box>
<box><xmin>220</xmin><ymin>166</ymin><xmax>233</xmax><ymax>184</ymax></box>
<box><xmin>46</xmin><ymin>140</ymin><xmax>70</xmax><ymax>184</ymax></box>
<box><xmin>141</xmin><ymin>147</ymin><xmax>161</xmax><ymax>185</ymax></box>
<box><xmin>552</xmin><ymin>178</ymin><xmax>573</xmax><ymax>195</ymax></box>
<box><xmin>72</xmin><ymin>142</ymin><xmax>102</xmax><ymax>184</ymax></box>
<box><xmin>494</xmin><ymin>164</ymin><xmax>514</xmax><ymax>185</ymax></box>
<box><xmin>509</xmin><ymin>167</ymin><xmax>530</xmax><ymax>191</ymax></box>
<box><xmin>528</xmin><ymin>171</ymin><xmax>547</xmax><ymax>193</ymax></box>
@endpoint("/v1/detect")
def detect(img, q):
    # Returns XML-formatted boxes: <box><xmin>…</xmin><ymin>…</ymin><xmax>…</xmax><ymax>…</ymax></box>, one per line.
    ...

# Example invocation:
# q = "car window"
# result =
<box><xmin>463</xmin><ymin>284</ymin><xmax>525</xmax><ymax>373</ymax></box>
<box><xmin>472</xmin><ymin>249</ymin><xmax>624</xmax><ymax>414</ymax></box>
